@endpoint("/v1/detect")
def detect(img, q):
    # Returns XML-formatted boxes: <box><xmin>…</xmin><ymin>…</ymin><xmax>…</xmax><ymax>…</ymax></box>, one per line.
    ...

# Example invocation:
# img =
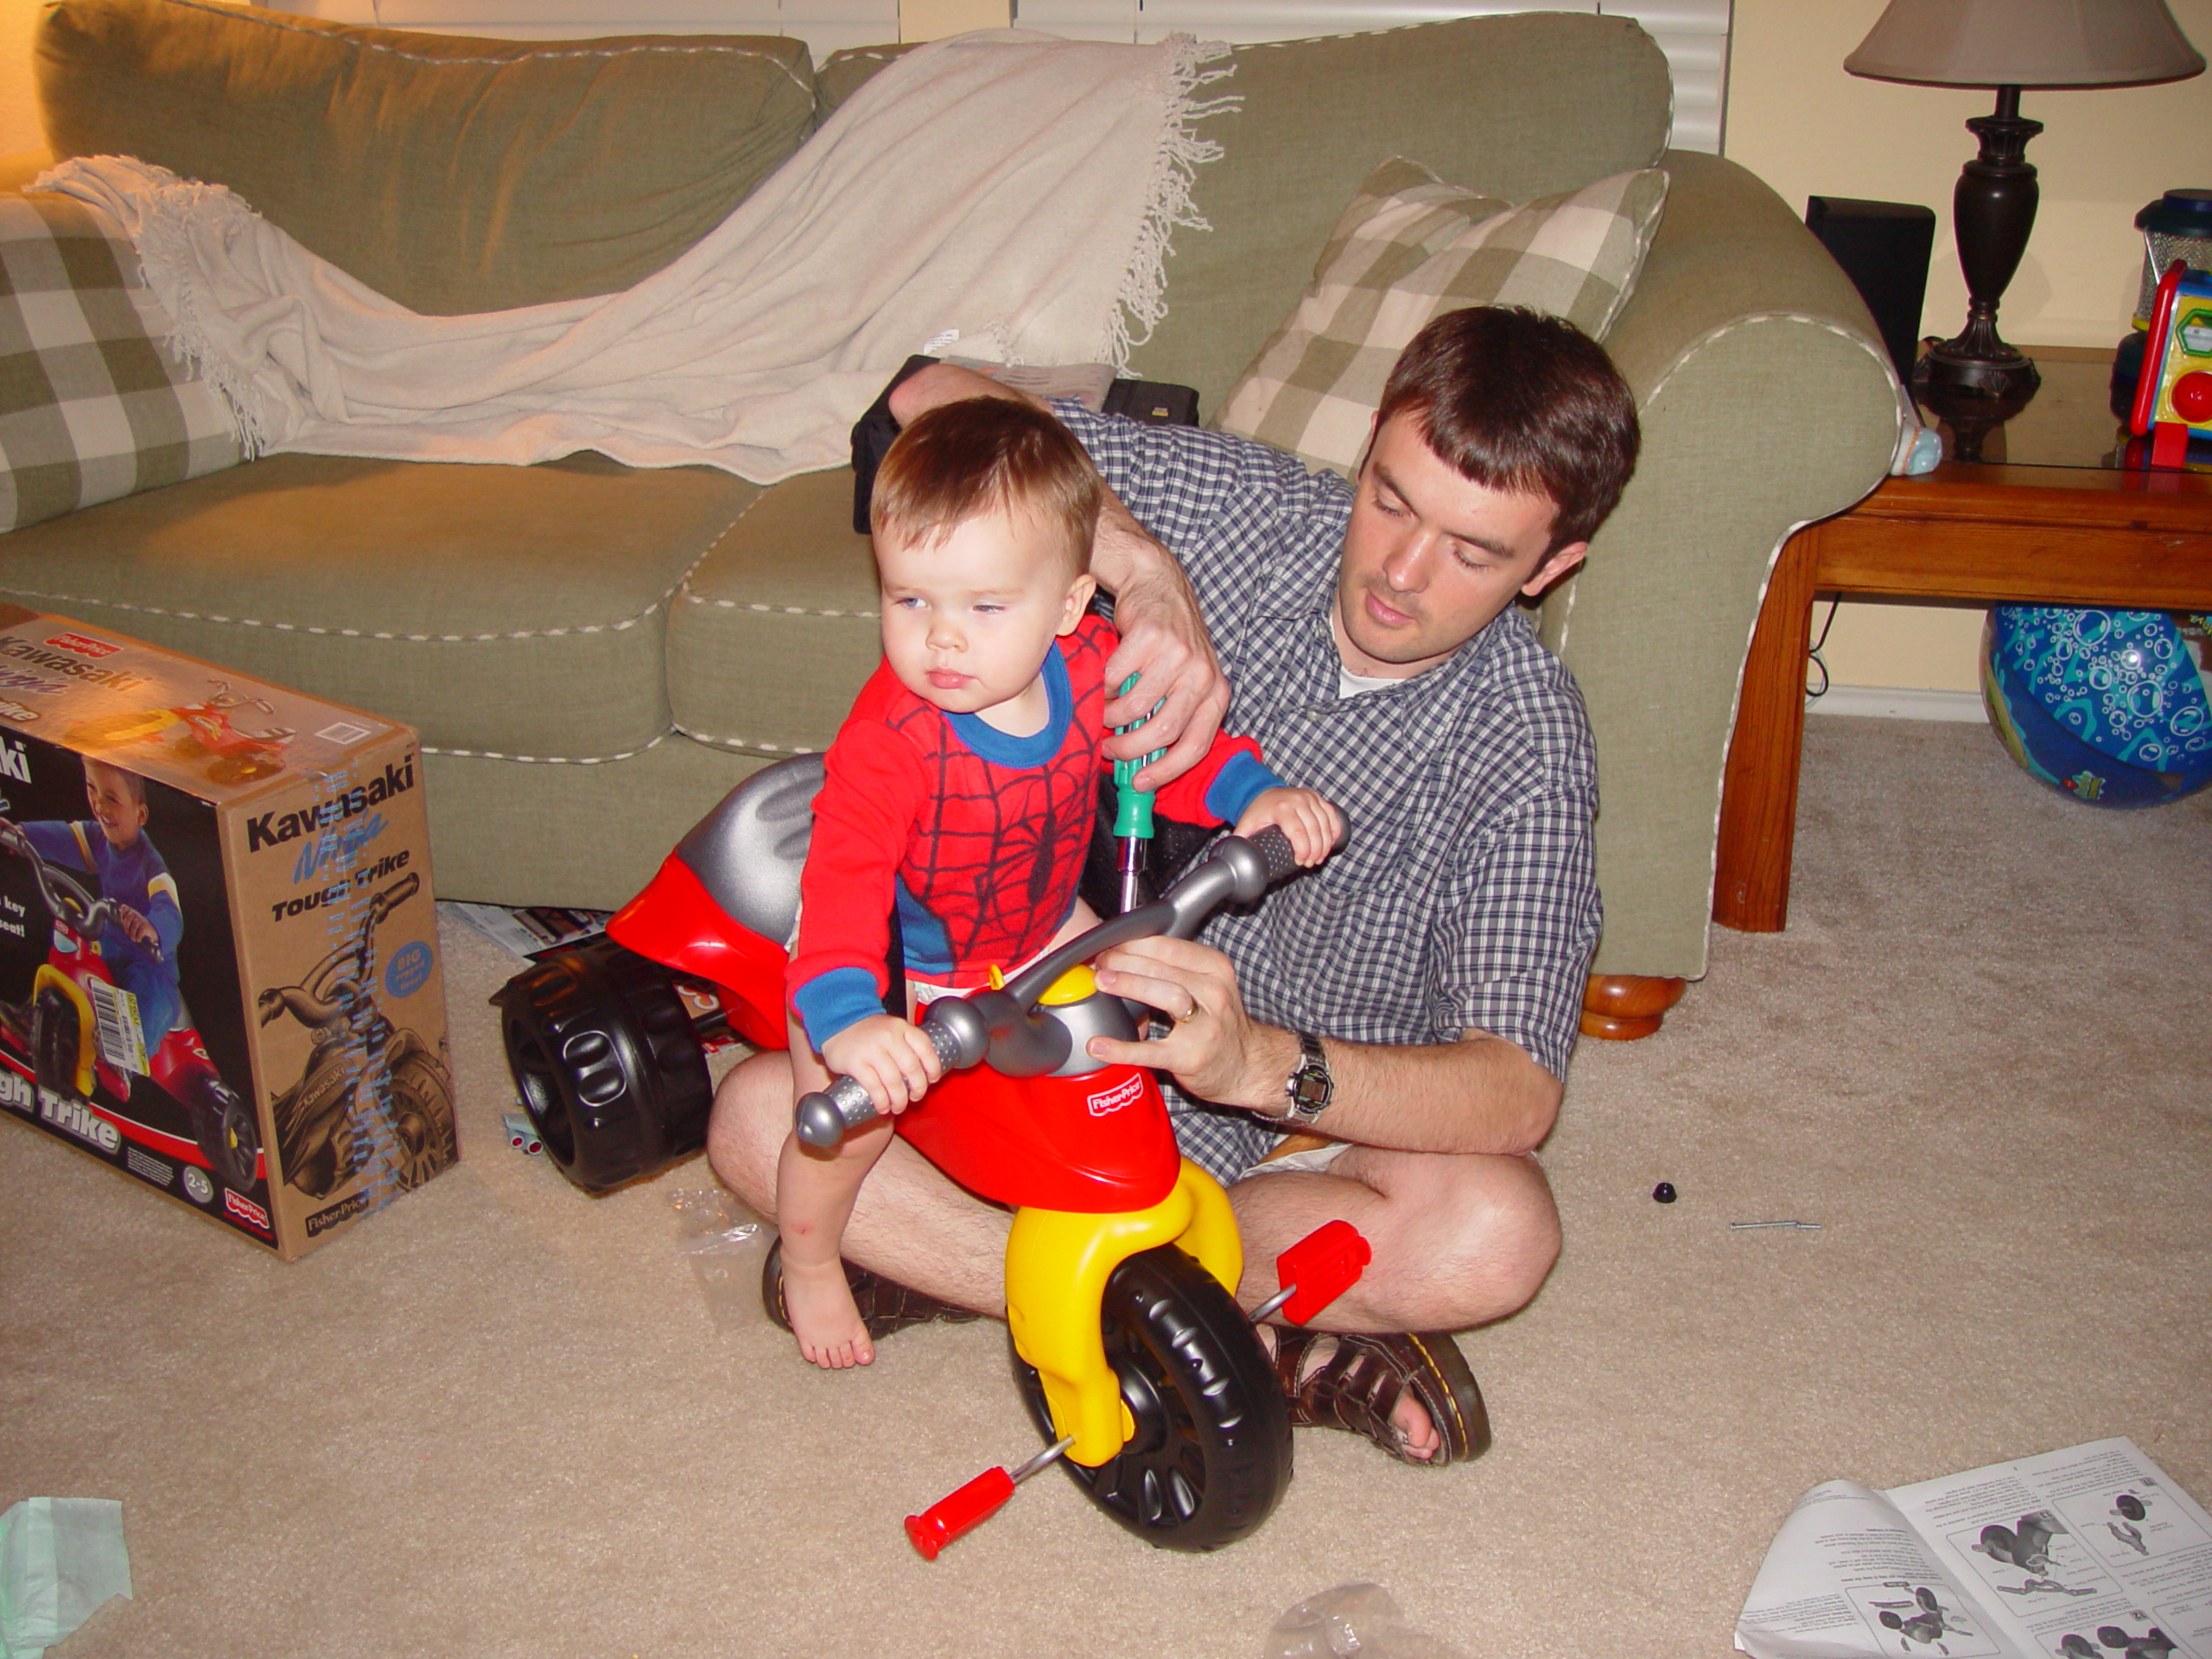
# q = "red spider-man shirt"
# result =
<box><xmin>788</xmin><ymin>614</ymin><xmax>1279</xmax><ymax>1049</ymax></box>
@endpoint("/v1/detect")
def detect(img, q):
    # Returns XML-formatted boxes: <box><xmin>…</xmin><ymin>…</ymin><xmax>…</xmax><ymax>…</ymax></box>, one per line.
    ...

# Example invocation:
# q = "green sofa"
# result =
<box><xmin>0</xmin><ymin>0</ymin><xmax>1899</xmax><ymax>991</ymax></box>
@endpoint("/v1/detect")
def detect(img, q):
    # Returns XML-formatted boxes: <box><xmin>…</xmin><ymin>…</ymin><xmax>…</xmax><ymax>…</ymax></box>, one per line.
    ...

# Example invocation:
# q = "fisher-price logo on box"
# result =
<box><xmin>225</xmin><ymin>1188</ymin><xmax>273</xmax><ymax>1235</ymax></box>
<box><xmin>44</xmin><ymin>632</ymin><xmax>118</xmax><ymax>658</ymax></box>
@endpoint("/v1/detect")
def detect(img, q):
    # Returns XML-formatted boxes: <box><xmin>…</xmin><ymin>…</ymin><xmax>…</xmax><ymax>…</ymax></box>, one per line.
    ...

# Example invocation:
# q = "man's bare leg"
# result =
<box><xmin>709</xmin><ymin>1049</ymin><xmax>1011</xmax><ymax>1315</ymax></box>
<box><xmin>1226</xmin><ymin>1145</ymin><xmax>1560</xmax><ymax>1459</ymax></box>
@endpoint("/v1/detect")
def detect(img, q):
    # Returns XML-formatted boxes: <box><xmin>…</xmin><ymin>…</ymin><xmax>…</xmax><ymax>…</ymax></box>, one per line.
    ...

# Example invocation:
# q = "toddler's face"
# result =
<box><xmin>85</xmin><ymin>764</ymin><xmax>147</xmax><ymax>850</ymax></box>
<box><xmin>875</xmin><ymin>505</ymin><xmax>1092</xmax><ymax>724</ymax></box>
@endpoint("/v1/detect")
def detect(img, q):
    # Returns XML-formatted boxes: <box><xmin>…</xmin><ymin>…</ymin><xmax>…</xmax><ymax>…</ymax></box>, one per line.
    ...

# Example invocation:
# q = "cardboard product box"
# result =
<box><xmin>0</xmin><ymin>605</ymin><xmax>454</xmax><ymax>1257</ymax></box>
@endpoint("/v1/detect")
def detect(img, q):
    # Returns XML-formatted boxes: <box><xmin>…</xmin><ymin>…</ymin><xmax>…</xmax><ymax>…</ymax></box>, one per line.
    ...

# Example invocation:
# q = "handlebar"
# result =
<box><xmin>0</xmin><ymin>815</ymin><xmax>118</xmax><ymax>946</ymax></box>
<box><xmin>794</xmin><ymin>825</ymin><xmax>1308</xmax><ymax>1148</ymax></box>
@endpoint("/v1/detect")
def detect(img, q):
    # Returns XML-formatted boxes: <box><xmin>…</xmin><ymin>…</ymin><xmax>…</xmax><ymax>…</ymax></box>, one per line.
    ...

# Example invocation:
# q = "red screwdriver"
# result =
<box><xmin>902</xmin><ymin>1220</ymin><xmax>1371</xmax><ymax>1560</ymax></box>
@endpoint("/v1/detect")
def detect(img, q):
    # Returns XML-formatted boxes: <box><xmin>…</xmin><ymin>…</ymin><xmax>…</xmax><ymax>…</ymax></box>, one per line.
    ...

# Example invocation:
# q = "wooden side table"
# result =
<box><xmin>1713</xmin><ymin>347</ymin><xmax>2212</xmax><ymax>934</ymax></box>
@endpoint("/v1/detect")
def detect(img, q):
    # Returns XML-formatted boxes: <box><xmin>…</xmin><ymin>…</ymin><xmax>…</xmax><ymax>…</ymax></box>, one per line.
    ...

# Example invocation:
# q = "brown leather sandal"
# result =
<box><xmin>1270</xmin><ymin>1327</ymin><xmax>1492</xmax><ymax>1467</ymax></box>
<box><xmin>760</xmin><ymin>1237</ymin><xmax>982</xmax><ymax>1342</ymax></box>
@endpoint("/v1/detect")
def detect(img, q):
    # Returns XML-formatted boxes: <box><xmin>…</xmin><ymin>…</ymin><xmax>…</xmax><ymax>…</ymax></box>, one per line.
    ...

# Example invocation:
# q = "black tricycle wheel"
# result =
<box><xmin>197</xmin><ymin>1073</ymin><xmax>262</xmax><ymax>1192</ymax></box>
<box><xmin>1014</xmin><ymin>1243</ymin><xmax>1292</xmax><ymax>1553</ymax></box>
<box><xmin>30</xmin><ymin>985</ymin><xmax>80</xmax><ymax>1103</ymax></box>
<box><xmin>385</xmin><ymin>1043</ymin><xmax>458</xmax><ymax>1189</ymax></box>
<box><xmin>493</xmin><ymin>936</ymin><xmax>712</xmax><ymax>1193</ymax></box>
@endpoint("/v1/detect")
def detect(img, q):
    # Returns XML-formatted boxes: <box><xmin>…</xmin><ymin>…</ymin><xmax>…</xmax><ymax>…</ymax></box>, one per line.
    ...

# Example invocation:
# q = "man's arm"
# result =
<box><xmin>1086</xmin><ymin>934</ymin><xmax>1562</xmax><ymax>1157</ymax></box>
<box><xmin>884</xmin><ymin>363</ymin><xmax>1228</xmax><ymax>789</ymax></box>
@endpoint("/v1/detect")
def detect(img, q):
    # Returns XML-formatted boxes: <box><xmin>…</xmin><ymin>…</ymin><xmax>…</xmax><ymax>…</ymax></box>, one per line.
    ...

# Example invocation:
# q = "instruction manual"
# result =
<box><xmin>1736</xmin><ymin>1437</ymin><xmax>2212</xmax><ymax>1659</ymax></box>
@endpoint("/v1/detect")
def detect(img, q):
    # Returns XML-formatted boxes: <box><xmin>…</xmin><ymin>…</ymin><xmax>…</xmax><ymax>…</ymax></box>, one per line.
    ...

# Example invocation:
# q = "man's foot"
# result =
<box><xmin>1263</xmin><ymin>1326</ymin><xmax>1491</xmax><ymax>1467</ymax></box>
<box><xmin>761</xmin><ymin>1237</ymin><xmax>982</xmax><ymax>1351</ymax></box>
<box><xmin>778</xmin><ymin>1249</ymin><xmax>875</xmax><ymax>1369</ymax></box>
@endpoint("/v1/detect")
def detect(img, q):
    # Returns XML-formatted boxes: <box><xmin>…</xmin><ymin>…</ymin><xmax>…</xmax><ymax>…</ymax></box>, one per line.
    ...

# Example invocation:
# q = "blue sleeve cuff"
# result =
<box><xmin>1204</xmin><ymin>751</ymin><xmax>1284</xmax><ymax>825</ymax></box>
<box><xmin>792</xmin><ymin>967</ymin><xmax>888</xmax><ymax>1052</ymax></box>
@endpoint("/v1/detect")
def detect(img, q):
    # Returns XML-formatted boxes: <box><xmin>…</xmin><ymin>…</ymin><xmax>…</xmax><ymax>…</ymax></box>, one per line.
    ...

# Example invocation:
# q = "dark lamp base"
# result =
<box><xmin>1912</xmin><ymin>341</ymin><xmax>2041</xmax><ymax>462</ymax></box>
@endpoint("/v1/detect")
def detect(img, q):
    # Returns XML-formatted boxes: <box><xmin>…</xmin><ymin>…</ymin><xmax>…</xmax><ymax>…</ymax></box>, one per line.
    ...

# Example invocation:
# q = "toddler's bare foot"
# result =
<box><xmin>781</xmin><ymin>1253</ymin><xmax>876</xmax><ymax>1370</ymax></box>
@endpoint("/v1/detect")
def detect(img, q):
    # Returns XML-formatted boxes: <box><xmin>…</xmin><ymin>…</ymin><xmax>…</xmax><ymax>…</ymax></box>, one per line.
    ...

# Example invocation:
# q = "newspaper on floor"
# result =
<box><xmin>1736</xmin><ymin>1437</ymin><xmax>2212</xmax><ymax>1659</ymax></box>
<box><xmin>440</xmin><ymin>900</ymin><xmax>610</xmax><ymax>959</ymax></box>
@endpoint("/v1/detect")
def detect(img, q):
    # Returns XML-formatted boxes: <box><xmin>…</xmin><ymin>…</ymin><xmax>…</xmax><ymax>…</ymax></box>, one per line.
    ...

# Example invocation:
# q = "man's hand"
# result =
<box><xmin>819</xmin><ymin>1013</ymin><xmax>944</xmax><ymax>1116</ymax></box>
<box><xmin>886</xmin><ymin>361</ymin><xmax>1036</xmax><ymax>424</ymax></box>
<box><xmin>1098</xmin><ymin>501</ymin><xmax>1229</xmax><ymax>791</ymax></box>
<box><xmin>1086</xmin><ymin>935</ymin><xmax>1292</xmax><ymax>1111</ymax></box>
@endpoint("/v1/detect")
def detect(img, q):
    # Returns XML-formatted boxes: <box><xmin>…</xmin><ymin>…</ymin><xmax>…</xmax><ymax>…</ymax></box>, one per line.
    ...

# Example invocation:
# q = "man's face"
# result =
<box><xmin>1332</xmin><ymin>412</ymin><xmax>1589</xmax><ymax>680</ymax></box>
<box><xmin>84</xmin><ymin>763</ymin><xmax>146</xmax><ymax>850</ymax></box>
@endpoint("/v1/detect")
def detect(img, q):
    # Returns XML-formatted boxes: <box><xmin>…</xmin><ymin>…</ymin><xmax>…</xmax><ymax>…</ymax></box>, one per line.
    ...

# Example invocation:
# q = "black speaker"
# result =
<box><xmin>1805</xmin><ymin>196</ymin><xmax>1937</xmax><ymax>385</ymax></box>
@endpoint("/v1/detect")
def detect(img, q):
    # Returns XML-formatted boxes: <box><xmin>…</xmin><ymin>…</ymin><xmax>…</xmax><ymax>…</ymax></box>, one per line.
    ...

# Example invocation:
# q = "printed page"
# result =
<box><xmin>1887</xmin><ymin>1438</ymin><xmax>2212</xmax><ymax>1659</ymax></box>
<box><xmin>441</xmin><ymin>900</ymin><xmax>609</xmax><ymax>959</ymax></box>
<box><xmin>1738</xmin><ymin>1480</ymin><xmax>2016</xmax><ymax>1657</ymax></box>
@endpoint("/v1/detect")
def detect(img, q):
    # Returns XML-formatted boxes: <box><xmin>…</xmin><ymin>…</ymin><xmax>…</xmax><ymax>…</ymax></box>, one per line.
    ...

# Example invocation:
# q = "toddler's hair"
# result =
<box><xmin>84</xmin><ymin>756</ymin><xmax>146</xmax><ymax>806</ymax></box>
<box><xmin>871</xmin><ymin>397</ymin><xmax>1101</xmax><ymax>580</ymax></box>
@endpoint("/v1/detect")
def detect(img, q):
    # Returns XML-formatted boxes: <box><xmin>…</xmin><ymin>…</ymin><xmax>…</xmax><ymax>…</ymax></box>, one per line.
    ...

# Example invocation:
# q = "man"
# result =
<box><xmin>706</xmin><ymin>306</ymin><xmax>1640</xmax><ymax>1465</ymax></box>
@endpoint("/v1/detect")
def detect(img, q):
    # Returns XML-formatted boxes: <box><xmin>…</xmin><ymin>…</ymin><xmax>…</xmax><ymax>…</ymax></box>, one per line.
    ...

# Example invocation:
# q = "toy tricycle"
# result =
<box><xmin>496</xmin><ymin>755</ymin><xmax>1354</xmax><ymax>1553</ymax></box>
<box><xmin>256</xmin><ymin>871</ymin><xmax>456</xmax><ymax>1198</ymax></box>
<box><xmin>0</xmin><ymin>813</ymin><xmax>261</xmax><ymax>1191</ymax></box>
<box><xmin>67</xmin><ymin>680</ymin><xmax>294</xmax><ymax>787</ymax></box>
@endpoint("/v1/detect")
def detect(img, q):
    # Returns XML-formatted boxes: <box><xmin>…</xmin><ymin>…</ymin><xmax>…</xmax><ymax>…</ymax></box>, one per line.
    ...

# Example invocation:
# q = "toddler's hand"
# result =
<box><xmin>1234</xmin><ymin>787</ymin><xmax>1344</xmax><ymax>867</ymax></box>
<box><xmin>820</xmin><ymin>1013</ymin><xmax>943</xmax><ymax>1115</ymax></box>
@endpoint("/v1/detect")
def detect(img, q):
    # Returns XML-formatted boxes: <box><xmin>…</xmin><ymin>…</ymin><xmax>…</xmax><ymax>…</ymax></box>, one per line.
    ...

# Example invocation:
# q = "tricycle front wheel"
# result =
<box><xmin>1014</xmin><ymin>1243</ymin><xmax>1291</xmax><ymax>1553</ymax></box>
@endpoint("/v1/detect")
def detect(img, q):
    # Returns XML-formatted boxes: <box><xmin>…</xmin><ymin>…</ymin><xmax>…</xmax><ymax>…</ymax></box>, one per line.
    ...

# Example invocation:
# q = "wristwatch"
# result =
<box><xmin>1275</xmin><ymin>1030</ymin><xmax>1333</xmax><ymax>1123</ymax></box>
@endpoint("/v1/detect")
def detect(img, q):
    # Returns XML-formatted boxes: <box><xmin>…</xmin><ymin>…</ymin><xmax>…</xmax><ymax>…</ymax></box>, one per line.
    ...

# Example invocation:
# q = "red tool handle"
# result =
<box><xmin>905</xmin><ymin>1466</ymin><xmax>1015</xmax><ymax>1560</ymax></box>
<box><xmin>1274</xmin><ymin>1218</ymin><xmax>1373</xmax><ymax>1325</ymax></box>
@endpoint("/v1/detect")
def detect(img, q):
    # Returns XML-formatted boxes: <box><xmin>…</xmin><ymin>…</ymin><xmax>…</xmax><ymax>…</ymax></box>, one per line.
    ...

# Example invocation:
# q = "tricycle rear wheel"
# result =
<box><xmin>494</xmin><ymin>937</ymin><xmax>712</xmax><ymax>1193</ymax></box>
<box><xmin>1013</xmin><ymin>1243</ymin><xmax>1291</xmax><ymax>1553</ymax></box>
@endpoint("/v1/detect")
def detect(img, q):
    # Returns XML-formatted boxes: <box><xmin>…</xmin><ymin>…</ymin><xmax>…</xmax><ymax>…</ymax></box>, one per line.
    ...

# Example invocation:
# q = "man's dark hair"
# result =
<box><xmin>1376</xmin><ymin>306</ymin><xmax>1640</xmax><ymax>553</ymax></box>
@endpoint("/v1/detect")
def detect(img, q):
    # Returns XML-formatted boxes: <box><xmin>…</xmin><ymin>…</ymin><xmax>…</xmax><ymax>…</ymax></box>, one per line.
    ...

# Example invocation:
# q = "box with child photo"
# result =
<box><xmin>0</xmin><ymin>604</ymin><xmax>453</xmax><ymax>1257</ymax></box>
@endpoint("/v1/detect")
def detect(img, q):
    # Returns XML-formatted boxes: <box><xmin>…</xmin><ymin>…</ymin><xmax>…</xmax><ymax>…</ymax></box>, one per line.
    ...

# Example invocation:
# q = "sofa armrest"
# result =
<box><xmin>1545</xmin><ymin>149</ymin><xmax>1900</xmax><ymax>980</ymax></box>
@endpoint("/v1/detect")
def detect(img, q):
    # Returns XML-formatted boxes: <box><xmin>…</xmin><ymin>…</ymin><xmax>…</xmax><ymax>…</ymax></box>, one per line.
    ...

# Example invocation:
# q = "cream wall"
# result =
<box><xmin>1726</xmin><ymin>0</ymin><xmax>2212</xmax><ymax>695</ymax></box>
<box><xmin>3</xmin><ymin>0</ymin><xmax>41</xmax><ymax>155</ymax></box>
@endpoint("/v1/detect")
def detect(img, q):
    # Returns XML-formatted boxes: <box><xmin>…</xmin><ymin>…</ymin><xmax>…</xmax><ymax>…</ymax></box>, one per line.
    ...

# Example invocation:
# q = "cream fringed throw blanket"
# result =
<box><xmin>36</xmin><ymin>30</ymin><xmax>1234</xmax><ymax>484</ymax></box>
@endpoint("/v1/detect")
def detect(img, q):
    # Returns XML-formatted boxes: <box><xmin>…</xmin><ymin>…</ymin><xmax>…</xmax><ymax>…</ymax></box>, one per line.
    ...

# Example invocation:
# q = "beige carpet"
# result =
<box><xmin>5</xmin><ymin>714</ymin><xmax>2208</xmax><ymax>1659</ymax></box>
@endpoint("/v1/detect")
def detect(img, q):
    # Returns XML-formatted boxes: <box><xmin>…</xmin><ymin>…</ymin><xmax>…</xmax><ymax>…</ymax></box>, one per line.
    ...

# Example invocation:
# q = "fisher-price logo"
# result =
<box><xmin>224</xmin><ymin>1188</ymin><xmax>273</xmax><ymax>1235</ymax></box>
<box><xmin>44</xmin><ymin>632</ymin><xmax>118</xmax><ymax>658</ymax></box>
<box><xmin>1085</xmin><ymin>1073</ymin><xmax>1144</xmax><ymax>1117</ymax></box>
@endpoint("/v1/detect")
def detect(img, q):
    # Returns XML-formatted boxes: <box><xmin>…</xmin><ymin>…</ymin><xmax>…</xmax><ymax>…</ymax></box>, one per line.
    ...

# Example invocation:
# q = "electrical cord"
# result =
<box><xmin>1804</xmin><ymin>599</ymin><xmax>1841</xmax><ymax>701</ymax></box>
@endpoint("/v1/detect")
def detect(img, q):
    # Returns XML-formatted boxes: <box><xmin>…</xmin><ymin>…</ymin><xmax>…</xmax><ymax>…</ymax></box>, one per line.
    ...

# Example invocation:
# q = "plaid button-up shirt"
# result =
<box><xmin>1061</xmin><ymin>405</ymin><xmax>1602</xmax><ymax>1182</ymax></box>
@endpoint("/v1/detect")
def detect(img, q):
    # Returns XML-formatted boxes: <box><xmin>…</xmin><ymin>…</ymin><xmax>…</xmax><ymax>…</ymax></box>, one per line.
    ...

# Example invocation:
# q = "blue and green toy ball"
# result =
<box><xmin>1981</xmin><ymin>607</ymin><xmax>2212</xmax><ymax>808</ymax></box>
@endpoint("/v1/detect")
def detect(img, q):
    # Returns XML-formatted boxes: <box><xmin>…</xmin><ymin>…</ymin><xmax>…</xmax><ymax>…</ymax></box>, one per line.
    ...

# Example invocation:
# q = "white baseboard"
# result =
<box><xmin>1806</xmin><ymin>685</ymin><xmax>1985</xmax><ymax>722</ymax></box>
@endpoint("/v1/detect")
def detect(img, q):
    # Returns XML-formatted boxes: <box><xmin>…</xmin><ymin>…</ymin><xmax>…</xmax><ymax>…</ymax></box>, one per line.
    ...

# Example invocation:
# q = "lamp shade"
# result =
<box><xmin>1846</xmin><ymin>0</ymin><xmax>2204</xmax><ymax>87</ymax></box>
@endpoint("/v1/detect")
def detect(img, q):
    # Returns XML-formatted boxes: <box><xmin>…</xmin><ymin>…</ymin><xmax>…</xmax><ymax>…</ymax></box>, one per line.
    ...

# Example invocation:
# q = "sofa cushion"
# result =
<box><xmin>0</xmin><ymin>450</ymin><xmax>760</xmax><ymax>759</ymax></box>
<box><xmin>666</xmin><ymin>467</ymin><xmax>881</xmax><ymax>759</ymax></box>
<box><xmin>1216</xmin><ymin>159</ymin><xmax>1669</xmax><ymax>476</ymax></box>
<box><xmin>1128</xmin><ymin>12</ymin><xmax>1671</xmax><ymax>417</ymax></box>
<box><xmin>1</xmin><ymin>190</ymin><xmax>238</xmax><ymax>531</ymax></box>
<box><xmin>35</xmin><ymin>0</ymin><xmax>817</xmax><ymax>315</ymax></box>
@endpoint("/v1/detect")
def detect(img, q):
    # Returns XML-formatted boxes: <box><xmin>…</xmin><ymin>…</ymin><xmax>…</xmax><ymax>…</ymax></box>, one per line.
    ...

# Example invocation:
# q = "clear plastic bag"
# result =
<box><xmin>669</xmin><ymin>1188</ymin><xmax>774</xmax><ymax>1332</ymax></box>
<box><xmin>1262</xmin><ymin>1584</ymin><xmax>1469</xmax><ymax>1659</ymax></box>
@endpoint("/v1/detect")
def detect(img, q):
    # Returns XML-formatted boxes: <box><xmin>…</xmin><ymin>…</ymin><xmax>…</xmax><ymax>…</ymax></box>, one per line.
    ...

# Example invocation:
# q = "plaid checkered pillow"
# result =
<box><xmin>1</xmin><ymin>192</ymin><xmax>241</xmax><ymax>533</ymax></box>
<box><xmin>1216</xmin><ymin>159</ymin><xmax>1669</xmax><ymax>476</ymax></box>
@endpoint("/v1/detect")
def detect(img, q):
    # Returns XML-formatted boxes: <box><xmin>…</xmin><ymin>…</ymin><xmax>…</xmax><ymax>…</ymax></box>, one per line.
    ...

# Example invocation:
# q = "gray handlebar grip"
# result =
<box><xmin>795</xmin><ymin>1075</ymin><xmax>876</xmax><ymax>1147</ymax></box>
<box><xmin>1247</xmin><ymin>824</ymin><xmax>1299</xmax><ymax>883</ymax></box>
<box><xmin>793</xmin><ymin>1018</ymin><xmax>969</xmax><ymax>1148</ymax></box>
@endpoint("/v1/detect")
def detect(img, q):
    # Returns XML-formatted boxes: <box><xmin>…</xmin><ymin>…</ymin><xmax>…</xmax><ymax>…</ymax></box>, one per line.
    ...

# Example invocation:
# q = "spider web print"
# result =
<box><xmin>887</xmin><ymin>627</ymin><xmax>1114</xmax><ymax>977</ymax></box>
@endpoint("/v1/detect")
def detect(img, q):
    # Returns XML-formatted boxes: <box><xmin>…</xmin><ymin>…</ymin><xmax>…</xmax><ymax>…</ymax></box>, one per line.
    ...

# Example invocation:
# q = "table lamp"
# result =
<box><xmin>1845</xmin><ymin>0</ymin><xmax>2204</xmax><ymax>459</ymax></box>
